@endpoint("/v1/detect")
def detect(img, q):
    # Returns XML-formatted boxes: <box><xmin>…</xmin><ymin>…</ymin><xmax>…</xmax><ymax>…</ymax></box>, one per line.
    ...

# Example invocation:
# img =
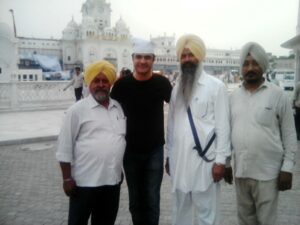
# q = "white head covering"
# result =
<box><xmin>176</xmin><ymin>34</ymin><xmax>206</xmax><ymax>61</ymax></box>
<box><xmin>132</xmin><ymin>38</ymin><xmax>155</xmax><ymax>54</ymax></box>
<box><xmin>240</xmin><ymin>42</ymin><xmax>269</xmax><ymax>73</ymax></box>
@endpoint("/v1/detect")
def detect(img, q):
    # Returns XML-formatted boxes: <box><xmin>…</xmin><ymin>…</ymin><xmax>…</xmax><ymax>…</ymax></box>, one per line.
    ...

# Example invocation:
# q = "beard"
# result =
<box><xmin>181</xmin><ymin>61</ymin><xmax>198</xmax><ymax>75</ymax></box>
<box><xmin>93</xmin><ymin>89</ymin><xmax>109</xmax><ymax>104</ymax></box>
<box><xmin>179</xmin><ymin>62</ymin><xmax>199</xmax><ymax>106</ymax></box>
<box><xmin>243</xmin><ymin>71</ymin><xmax>263</xmax><ymax>84</ymax></box>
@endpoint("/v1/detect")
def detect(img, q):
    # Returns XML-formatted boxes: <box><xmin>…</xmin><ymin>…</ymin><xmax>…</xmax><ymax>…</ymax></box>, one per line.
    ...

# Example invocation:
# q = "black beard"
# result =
<box><xmin>181</xmin><ymin>62</ymin><xmax>198</xmax><ymax>76</ymax></box>
<box><xmin>244</xmin><ymin>71</ymin><xmax>262</xmax><ymax>84</ymax></box>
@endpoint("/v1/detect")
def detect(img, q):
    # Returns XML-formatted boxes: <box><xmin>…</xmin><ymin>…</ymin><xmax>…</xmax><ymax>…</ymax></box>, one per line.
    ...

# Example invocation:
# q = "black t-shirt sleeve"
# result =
<box><xmin>162</xmin><ymin>77</ymin><xmax>172</xmax><ymax>103</ymax></box>
<box><xmin>110</xmin><ymin>79</ymin><xmax>122</xmax><ymax>102</ymax></box>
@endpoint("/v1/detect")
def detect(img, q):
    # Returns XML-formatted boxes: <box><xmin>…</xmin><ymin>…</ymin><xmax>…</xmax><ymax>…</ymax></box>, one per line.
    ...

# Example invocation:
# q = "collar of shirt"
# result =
<box><xmin>241</xmin><ymin>79</ymin><xmax>269</xmax><ymax>93</ymax></box>
<box><xmin>86</xmin><ymin>94</ymin><xmax>118</xmax><ymax>110</ymax></box>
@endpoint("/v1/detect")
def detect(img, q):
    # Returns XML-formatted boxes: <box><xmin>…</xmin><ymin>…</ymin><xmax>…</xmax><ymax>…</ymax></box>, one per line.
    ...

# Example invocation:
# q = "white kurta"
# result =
<box><xmin>166</xmin><ymin>71</ymin><xmax>231</xmax><ymax>193</ymax></box>
<box><xmin>230</xmin><ymin>81</ymin><xmax>297</xmax><ymax>180</ymax></box>
<box><xmin>56</xmin><ymin>95</ymin><xmax>126</xmax><ymax>187</ymax></box>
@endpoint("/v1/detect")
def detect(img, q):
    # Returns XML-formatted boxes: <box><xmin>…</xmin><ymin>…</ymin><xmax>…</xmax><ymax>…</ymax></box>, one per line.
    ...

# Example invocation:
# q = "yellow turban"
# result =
<box><xmin>84</xmin><ymin>60</ymin><xmax>117</xmax><ymax>86</ymax></box>
<box><xmin>176</xmin><ymin>34</ymin><xmax>206</xmax><ymax>61</ymax></box>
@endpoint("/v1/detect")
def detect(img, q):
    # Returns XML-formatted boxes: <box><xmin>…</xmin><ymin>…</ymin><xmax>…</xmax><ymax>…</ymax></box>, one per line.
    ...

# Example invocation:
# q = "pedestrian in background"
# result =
<box><xmin>63</xmin><ymin>66</ymin><xmax>84</xmax><ymax>101</ymax></box>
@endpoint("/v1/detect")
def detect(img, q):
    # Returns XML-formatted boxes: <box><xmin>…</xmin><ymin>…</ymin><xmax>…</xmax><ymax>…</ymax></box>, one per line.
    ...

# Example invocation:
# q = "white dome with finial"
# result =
<box><xmin>66</xmin><ymin>18</ymin><xmax>78</xmax><ymax>29</ymax></box>
<box><xmin>116</xmin><ymin>17</ymin><xmax>127</xmax><ymax>30</ymax></box>
<box><xmin>115</xmin><ymin>17</ymin><xmax>129</xmax><ymax>38</ymax></box>
<box><xmin>63</xmin><ymin>17</ymin><xmax>79</xmax><ymax>40</ymax></box>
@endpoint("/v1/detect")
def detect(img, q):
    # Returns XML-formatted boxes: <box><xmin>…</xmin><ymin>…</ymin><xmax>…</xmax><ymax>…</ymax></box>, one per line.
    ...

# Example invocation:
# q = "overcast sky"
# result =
<box><xmin>0</xmin><ymin>0</ymin><xmax>298</xmax><ymax>56</ymax></box>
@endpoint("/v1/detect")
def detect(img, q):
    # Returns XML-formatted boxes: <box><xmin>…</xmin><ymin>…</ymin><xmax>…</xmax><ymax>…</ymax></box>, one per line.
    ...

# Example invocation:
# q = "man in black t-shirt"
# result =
<box><xmin>111</xmin><ymin>39</ymin><xmax>172</xmax><ymax>225</ymax></box>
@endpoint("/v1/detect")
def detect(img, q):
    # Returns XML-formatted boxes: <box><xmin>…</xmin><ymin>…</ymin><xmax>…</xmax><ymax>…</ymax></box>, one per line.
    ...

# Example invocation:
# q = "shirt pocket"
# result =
<box><xmin>255</xmin><ymin>105</ymin><xmax>274</xmax><ymax>127</ymax></box>
<box><xmin>193</xmin><ymin>101</ymin><xmax>208</xmax><ymax>119</ymax></box>
<box><xmin>115</xmin><ymin>116</ymin><xmax>126</xmax><ymax>136</ymax></box>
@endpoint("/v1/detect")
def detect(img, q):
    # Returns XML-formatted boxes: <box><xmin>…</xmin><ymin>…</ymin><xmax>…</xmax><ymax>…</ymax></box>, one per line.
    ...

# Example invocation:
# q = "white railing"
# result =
<box><xmin>0</xmin><ymin>81</ymin><xmax>75</xmax><ymax>112</ymax></box>
<box><xmin>0</xmin><ymin>81</ymin><xmax>242</xmax><ymax>112</ymax></box>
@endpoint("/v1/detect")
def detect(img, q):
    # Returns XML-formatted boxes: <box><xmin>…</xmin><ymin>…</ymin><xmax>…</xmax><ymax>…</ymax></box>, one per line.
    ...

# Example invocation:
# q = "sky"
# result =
<box><xmin>0</xmin><ymin>0</ymin><xmax>298</xmax><ymax>56</ymax></box>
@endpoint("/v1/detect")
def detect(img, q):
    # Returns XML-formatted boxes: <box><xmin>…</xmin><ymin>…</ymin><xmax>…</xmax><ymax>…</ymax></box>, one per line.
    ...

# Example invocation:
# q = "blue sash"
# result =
<box><xmin>187</xmin><ymin>106</ymin><xmax>215</xmax><ymax>162</ymax></box>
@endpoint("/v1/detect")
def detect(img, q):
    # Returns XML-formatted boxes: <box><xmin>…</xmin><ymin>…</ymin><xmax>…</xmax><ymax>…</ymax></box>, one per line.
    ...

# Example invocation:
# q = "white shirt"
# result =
<box><xmin>56</xmin><ymin>95</ymin><xmax>126</xmax><ymax>187</ymax></box>
<box><xmin>230</xmin><ymin>81</ymin><xmax>297</xmax><ymax>180</ymax></box>
<box><xmin>166</xmin><ymin>71</ymin><xmax>231</xmax><ymax>193</ymax></box>
<box><xmin>65</xmin><ymin>72</ymin><xmax>84</xmax><ymax>89</ymax></box>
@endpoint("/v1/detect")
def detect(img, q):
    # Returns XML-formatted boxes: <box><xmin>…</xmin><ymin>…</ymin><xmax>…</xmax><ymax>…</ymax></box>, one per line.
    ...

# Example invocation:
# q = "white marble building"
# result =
<box><xmin>61</xmin><ymin>0</ymin><xmax>132</xmax><ymax>71</ymax></box>
<box><xmin>15</xmin><ymin>0</ymin><xmax>132</xmax><ymax>73</ymax></box>
<box><xmin>1</xmin><ymin>0</ymin><xmax>243</xmax><ymax>79</ymax></box>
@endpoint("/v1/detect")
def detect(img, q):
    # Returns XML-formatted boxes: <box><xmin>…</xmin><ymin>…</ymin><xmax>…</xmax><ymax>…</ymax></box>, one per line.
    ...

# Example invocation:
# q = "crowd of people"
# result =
<box><xmin>56</xmin><ymin>34</ymin><xmax>298</xmax><ymax>225</ymax></box>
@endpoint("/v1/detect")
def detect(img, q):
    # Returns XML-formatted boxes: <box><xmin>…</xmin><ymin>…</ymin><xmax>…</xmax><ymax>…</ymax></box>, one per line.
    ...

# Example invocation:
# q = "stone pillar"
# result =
<box><xmin>296</xmin><ymin>49</ymin><xmax>300</xmax><ymax>83</ymax></box>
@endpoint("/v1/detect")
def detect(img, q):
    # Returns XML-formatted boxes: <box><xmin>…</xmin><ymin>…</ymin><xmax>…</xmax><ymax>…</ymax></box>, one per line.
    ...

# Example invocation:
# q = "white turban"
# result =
<box><xmin>132</xmin><ymin>38</ymin><xmax>155</xmax><ymax>55</ymax></box>
<box><xmin>176</xmin><ymin>34</ymin><xmax>206</xmax><ymax>61</ymax></box>
<box><xmin>240</xmin><ymin>42</ymin><xmax>269</xmax><ymax>73</ymax></box>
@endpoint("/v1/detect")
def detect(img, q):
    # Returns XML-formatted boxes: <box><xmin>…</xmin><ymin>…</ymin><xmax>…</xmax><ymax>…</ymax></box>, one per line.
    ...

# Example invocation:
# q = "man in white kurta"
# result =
<box><xmin>165</xmin><ymin>34</ymin><xmax>231</xmax><ymax>225</ymax></box>
<box><xmin>226</xmin><ymin>42</ymin><xmax>297</xmax><ymax>225</ymax></box>
<box><xmin>56</xmin><ymin>60</ymin><xmax>126</xmax><ymax>225</ymax></box>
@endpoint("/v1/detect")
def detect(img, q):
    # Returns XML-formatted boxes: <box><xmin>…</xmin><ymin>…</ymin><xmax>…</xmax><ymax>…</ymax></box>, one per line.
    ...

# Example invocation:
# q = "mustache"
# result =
<box><xmin>245</xmin><ymin>71</ymin><xmax>257</xmax><ymax>76</ymax></box>
<box><xmin>94</xmin><ymin>88</ymin><xmax>109</xmax><ymax>94</ymax></box>
<box><xmin>181</xmin><ymin>62</ymin><xmax>198</xmax><ymax>75</ymax></box>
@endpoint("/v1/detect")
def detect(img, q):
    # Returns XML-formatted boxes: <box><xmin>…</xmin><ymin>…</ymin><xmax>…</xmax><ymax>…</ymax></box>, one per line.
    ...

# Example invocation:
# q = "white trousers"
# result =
<box><xmin>172</xmin><ymin>183</ymin><xmax>220</xmax><ymax>225</ymax></box>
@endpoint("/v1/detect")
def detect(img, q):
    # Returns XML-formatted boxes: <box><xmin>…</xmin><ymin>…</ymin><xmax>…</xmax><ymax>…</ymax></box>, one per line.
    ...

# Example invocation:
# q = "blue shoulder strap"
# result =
<box><xmin>187</xmin><ymin>106</ymin><xmax>215</xmax><ymax>162</ymax></box>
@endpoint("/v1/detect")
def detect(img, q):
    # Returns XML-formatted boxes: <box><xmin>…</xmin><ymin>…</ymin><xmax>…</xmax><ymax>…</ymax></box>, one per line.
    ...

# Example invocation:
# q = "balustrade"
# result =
<box><xmin>0</xmin><ymin>81</ymin><xmax>75</xmax><ymax>112</ymax></box>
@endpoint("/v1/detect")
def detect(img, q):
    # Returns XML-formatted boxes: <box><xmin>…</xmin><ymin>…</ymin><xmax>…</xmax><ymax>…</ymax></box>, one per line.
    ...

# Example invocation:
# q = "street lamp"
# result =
<box><xmin>9</xmin><ymin>9</ymin><xmax>17</xmax><ymax>38</ymax></box>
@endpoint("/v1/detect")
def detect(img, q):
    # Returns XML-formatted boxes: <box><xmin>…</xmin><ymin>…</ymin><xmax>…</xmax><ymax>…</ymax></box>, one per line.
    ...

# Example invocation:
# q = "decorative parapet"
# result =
<box><xmin>0</xmin><ymin>81</ymin><xmax>75</xmax><ymax>112</ymax></box>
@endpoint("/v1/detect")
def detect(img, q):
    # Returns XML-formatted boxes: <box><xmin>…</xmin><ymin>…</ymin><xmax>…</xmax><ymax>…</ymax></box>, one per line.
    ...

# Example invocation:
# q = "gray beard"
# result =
<box><xmin>181</xmin><ymin>72</ymin><xmax>195</xmax><ymax>106</ymax></box>
<box><xmin>177</xmin><ymin>63</ymin><xmax>201</xmax><ymax>107</ymax></box>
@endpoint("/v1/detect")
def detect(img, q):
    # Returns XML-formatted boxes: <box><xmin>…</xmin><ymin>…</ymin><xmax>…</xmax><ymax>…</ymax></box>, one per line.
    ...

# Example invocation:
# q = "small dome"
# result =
<box><xmin>0</xmin><ymin>22</ymin><xmax>14</xmax><ymax>40</ymax></box>
<box><xmin>66</xmin><ymin>17</ymin><xmax>78</xmax><ymax>29</ymax></box>
<box><xmin>116</xmin><ymin>17</ymin><xmax>127</xmax><ymax>30</ymax></box>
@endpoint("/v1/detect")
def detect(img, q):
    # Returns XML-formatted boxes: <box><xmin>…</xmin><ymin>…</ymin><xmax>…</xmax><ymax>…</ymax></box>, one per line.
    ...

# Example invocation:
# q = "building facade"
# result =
<box><xmin>15</xmin><ymin>0</ymin><xmax>132</xmax><ymax>73</ymax></box>
<box><xmin>1</xmin><ymin>0</ymin><xmax>243</xmax><ymax>81</ymax></box>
